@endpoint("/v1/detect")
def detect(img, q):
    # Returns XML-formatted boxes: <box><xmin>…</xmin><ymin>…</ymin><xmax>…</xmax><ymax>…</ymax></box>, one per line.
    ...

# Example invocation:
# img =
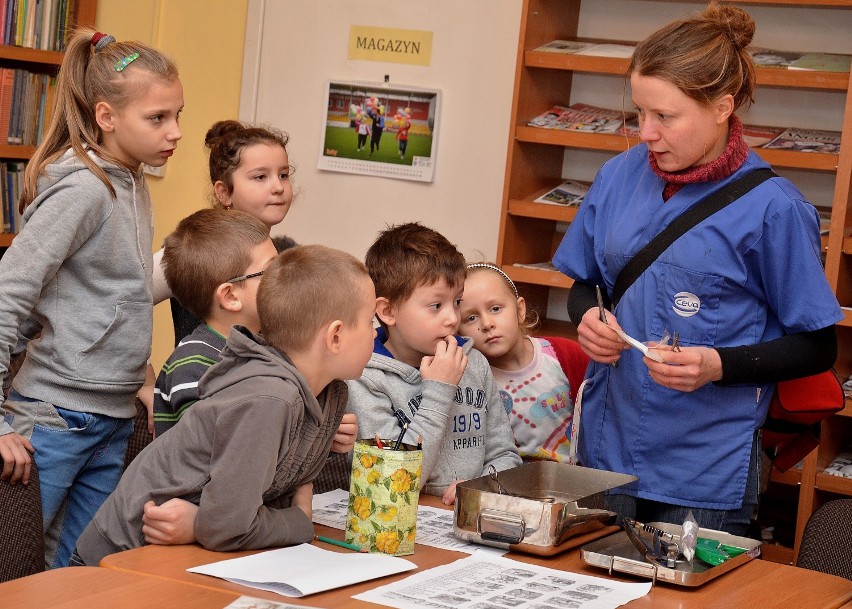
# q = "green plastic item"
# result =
<box><xmin>694</xmin><ymin>538</ymin><xmax>748</xmax><ymax>566</ymax></box>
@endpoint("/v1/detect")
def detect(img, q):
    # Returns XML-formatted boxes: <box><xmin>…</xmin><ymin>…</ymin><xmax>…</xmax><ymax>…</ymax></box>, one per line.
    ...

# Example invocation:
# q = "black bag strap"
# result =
<box><xmin>613</xmin><ymin>168</ymin><xmax>776</xmax><ymax>306</ymax></box>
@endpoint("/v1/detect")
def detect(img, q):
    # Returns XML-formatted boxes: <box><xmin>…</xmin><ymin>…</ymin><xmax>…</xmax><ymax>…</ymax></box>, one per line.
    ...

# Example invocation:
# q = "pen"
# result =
<box><xmin>392</xmin><ymin>423</ymin><xmax>409</xmax><ymax>450</ymax></box>
<box><xmin>417</xmin><ymin>435</ymin><xmax>423</xmax><ymax>450</ymax></box>
<box><xmin>374</xmin><ymin>433</ymin><xmax>384</xmax><ymax>450</ymax></box>
<box><xmin>315</xmin><ymin>535</ymin><xmax>368</xmax><ymax>553</ymax></box>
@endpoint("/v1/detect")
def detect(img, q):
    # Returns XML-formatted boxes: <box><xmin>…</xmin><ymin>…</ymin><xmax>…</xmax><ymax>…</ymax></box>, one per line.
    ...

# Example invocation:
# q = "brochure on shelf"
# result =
<box><xmin>533</xmin><ymin>179</ymin><xmax>589</xmax><ymax>206</ymax></box>
<box><xmin>788</xmin><ymin>52</ymin><xmax>851</xmax><ymax>73</ymax></box>
<box><xmin>527</xmin><ymin>103</ymin><xmax>634</xmax><ymax>134</ymax></box>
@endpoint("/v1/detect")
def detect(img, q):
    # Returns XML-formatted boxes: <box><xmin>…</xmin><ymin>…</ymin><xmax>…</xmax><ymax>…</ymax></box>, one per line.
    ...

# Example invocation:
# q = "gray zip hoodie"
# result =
<box><xmin>75</xmin><ymin>326</ymin><xmax>347</xmax><ymax>566</ymax></box>
<box><xmin>346</xmin><ymin>331</ymin><xmax>522</xmax><ymax>496</ymax></box>
<box><xmin>0</xmin><ymin>149</ymin><xmax>152</xmax><ymax>436</ymax></box>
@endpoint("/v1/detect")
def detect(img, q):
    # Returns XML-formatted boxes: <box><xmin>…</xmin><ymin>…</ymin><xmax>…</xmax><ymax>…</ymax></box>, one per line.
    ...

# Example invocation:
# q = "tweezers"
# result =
<box><xmin>596</xmin><ymin>284</ymin><xmax>608</xmax><ymax>325</ymax></box>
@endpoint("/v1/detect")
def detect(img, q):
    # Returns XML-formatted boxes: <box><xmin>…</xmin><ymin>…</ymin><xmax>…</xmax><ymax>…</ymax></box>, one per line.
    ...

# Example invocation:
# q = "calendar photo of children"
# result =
<box><xmin>317</xmin><ymin>79</ymin><xmax>441</xmax><ymax>182</ymax></box>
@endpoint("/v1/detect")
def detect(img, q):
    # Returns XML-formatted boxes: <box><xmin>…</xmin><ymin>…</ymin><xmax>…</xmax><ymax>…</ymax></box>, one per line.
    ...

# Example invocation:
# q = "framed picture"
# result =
<box><xmin>317</xmin><ymin>79</ymin><xmax>441</xmax><ymax>182</ymax></box>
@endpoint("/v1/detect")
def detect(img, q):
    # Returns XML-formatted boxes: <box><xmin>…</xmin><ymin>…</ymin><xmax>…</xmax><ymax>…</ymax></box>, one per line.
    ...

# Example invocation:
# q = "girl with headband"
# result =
<box><xmin>459</xmin><ymin>262</ymin><xmax>589</xmax><ymax>462</ymax></box>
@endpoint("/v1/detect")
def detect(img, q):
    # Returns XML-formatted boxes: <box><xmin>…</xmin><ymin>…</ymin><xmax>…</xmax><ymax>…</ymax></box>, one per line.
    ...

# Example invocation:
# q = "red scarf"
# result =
<box><xmin>650</xmin><ymin>115</ymin><xmax>749</xmax><ymax>201</ymax></box>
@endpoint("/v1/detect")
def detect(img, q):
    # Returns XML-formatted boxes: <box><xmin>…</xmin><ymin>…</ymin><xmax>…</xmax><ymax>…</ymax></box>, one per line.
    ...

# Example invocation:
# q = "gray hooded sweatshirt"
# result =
<box><xmin>0</xmin><ymin>149</ymin><xmax>152</xmax><ymax>436</ymax></box>
<box><xmin>346</xmin><ymin>331</ymin><xmax>522</xmax><ymax>496</ymax></box>
<box><xmin>76</xmin><ymin>326</ymin><xmax>348</xmax><ymax>566</ymax></box>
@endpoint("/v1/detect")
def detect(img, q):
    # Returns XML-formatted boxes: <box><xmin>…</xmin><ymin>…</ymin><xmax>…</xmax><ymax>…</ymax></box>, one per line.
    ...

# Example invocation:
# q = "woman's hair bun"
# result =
<box><xmin>705</xmin><ymin>2</ymin><xmax>754</xmax><ymax>49</ymax></box>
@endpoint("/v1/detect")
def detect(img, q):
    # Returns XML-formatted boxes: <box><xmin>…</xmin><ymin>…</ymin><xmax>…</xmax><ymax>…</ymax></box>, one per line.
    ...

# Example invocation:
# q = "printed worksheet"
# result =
<box><xmin>312</xmin><ymin>489</ymin><xmax>506</xmax><ymax>555</ymax></box>
<box><xmin>354</xmin><ymin>553</ymin><xmax>652</xmax><ymax>609</ymax></box>
<box><xmin>222</xmin><ymin>596</ymin><xmax>330</xmax><ymax>609</ymax></box>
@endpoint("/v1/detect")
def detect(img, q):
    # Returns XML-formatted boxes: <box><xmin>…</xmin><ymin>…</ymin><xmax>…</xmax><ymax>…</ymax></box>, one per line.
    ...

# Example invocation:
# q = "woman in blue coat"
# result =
<box><xmin>553</xmin><ymin>2</ymin><xmax>842</xmax><ymax>535</ymax></box>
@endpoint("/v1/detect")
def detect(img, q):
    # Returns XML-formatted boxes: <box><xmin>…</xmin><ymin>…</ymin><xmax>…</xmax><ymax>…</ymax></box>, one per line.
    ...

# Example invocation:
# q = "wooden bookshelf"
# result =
<box><xmin>498</xmin><ymin>0</ymin><xmax>852</xmax><ymax>564</ymax></box>
<box><xmin>0</xmin><ymin>0</ymin><xmax>98</xmax><ymax>243</ymax></box>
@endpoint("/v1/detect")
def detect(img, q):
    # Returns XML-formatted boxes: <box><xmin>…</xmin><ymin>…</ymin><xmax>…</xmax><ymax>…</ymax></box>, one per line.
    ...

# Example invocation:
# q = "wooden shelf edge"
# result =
<box><xmin>837</xmin><ymin>309</ymin><xmax>852</xmax><ymax>327</ymax></box>
<box><xmin>760</xmin><ymin>543</ymin><xmax>794</xmax><ymax>566</ymax></box>
<box><xmin>770</xmin><ymin>466</ymin><xmax>803</xmax><ymax>487</ymax></box>
<box><xmin>503</xmin><ymin>265</ymin><xmax>573</xmax><ymax>289</ymax></box>
<box><xmin>516</xmin><ymin>126</ymin><xmax>840</xmax><ymax>171</ymax></box>
<box><xmin>0</xmin><ymin>45</ymin><xmax>63</xmax><ymax>65</ymax></box>
<box><xmin>508</xmin><ymin>199</ymin><xmax>580</xmax><ymax>222</ymax></box>
<box><xmin>526</xmin><ymin>49</ymin><xmax>849</xmax><ymax>90</ymax></box>
<box><xmin>0</xmin><ymin>144</ymin><xmax>36</xmax><ymax>160</ymax></box>
<box><xmin>815</xmin><ymin>472</ymin><xmax>852</xmax><ymax>495</ymax></box>
<box><xmin>0</xmin><ymin>233</ymin><xmax>15</xmax><ymax>247</ymax></box>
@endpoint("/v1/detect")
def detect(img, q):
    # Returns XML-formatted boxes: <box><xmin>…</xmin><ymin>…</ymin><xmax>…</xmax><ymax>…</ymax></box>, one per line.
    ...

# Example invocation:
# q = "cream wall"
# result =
<box><xmin>96</xmin><ymin>0</ymin><xmax>248</xmax><ymax>369</ymax></box>
<box><xmin>240</xmin><ymin>0</ymin><xmax>523</xmax><ymax>263</ymax></box>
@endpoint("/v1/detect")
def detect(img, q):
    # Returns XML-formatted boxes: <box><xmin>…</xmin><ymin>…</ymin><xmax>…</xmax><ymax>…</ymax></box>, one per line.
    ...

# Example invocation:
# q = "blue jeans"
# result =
<box><xmin>4</xmin><ymin>390</ymin><xmax>132</xmax><ymax>568</ymax></box>
<box><xmin>604</xmin><ymin>432</ymin><xmax>761</xmax><ymax>536</ymax></box>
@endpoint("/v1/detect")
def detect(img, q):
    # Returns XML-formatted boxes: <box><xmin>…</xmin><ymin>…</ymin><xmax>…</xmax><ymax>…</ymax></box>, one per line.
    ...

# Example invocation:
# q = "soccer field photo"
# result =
<box><xmin>318</xmin><ymin>79</ymin><xmax>441</xmax><ymax>182</ymax></box>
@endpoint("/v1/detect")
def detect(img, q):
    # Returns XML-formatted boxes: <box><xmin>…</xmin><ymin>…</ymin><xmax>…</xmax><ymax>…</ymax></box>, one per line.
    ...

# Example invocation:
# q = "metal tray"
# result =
<box><xmin>453</xmin><ymin>462</ymin><xmax>638</xmax><ymax>555</ymax></box>
<box><xmin>581</xmin><ymin>522</ymin><xmax>762</xmax><ymax>586</ymax></box>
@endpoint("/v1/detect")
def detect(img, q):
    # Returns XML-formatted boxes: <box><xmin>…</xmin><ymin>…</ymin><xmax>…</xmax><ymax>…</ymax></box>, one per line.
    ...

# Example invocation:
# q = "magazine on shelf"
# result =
<box><xmin>788</xmin><ymin>52</ymin><xmax>851</xmax><ymax>73</ymax></box>
<box><xmin>763</xmin><ymin>127</ymin><xmax>841</xmax><ymax>153</ymax></box>
<box><xmin>742</xmin><ymin>124</ymin><xmax>786</xmax><ymax>148</ymax></box>
<box><xmin>817</xmin><ymin>208</ymin><xmax>831</xmax><ymax>236</ymax></box>
<box><xmin>748</xmin><ymin>47</ymin><xmax>806</xmax><ymax>69</ymax></box>
<box><xmin>573</xmin><ymin>43</ymin><xmax>636</xmax><ymax>58</ymax></box>
<box><xmin>533</xmin><ymin>40</ymin><xmax>596</xmax><ymax>54</ymax></box>
<box><xmin>533</xmin><ymin>179</ymin><xmax>589</xmax><ymax>206</ymax></box>
<box><xmin>527</xmin><ymin>103</ymin><xmax>634</xmax><ymax>134</ymax></box>
<box><xmin>824</xmin><ymin>450</ymin><xmax>852</xmax><ymax>479</ymax></box>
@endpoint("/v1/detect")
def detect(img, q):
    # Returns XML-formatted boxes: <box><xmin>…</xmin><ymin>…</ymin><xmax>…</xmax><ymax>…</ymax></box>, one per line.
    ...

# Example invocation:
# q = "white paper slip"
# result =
<box><xmin>222</xmin><ymin>595</ymin><xmax>330</xmax><ymax>609</ymax></box>
<box><xmin>614</xmin><ymin>327</ymin><xmax>665</xmax><ymax>363</ymax></box>
<box><xmin>187</xmin><ymin>543</ymin><xmax>416</xmax><ymax>597</ymax></box>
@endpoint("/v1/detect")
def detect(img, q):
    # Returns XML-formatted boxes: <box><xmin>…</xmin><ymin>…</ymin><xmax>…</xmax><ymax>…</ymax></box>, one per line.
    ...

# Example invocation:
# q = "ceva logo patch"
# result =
<box><xmin>672</xmin><ymin>292</ymin><xmax>700</xmax><ymax>317</ymax></box>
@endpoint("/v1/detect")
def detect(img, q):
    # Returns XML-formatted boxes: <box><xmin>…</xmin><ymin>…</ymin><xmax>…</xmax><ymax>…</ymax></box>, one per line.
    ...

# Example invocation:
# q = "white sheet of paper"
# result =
<box><xmin>355</xmin><ymin>553</ymin><xmax>652</xmax><ymax>609</ymax></box>
<box><xmin>187</xmin><ymin>543</ymin><xmax>416</xmax><ymax>597</ymax></box>
<box><xmin>312</xmin><ymin>489</ymin><xmax>506</xmax><ymax>556</ymax></box>
<box><xmin>614</xmin><ymin>327</ymin><xmax>665</xmax><ymax>362</ymax></box>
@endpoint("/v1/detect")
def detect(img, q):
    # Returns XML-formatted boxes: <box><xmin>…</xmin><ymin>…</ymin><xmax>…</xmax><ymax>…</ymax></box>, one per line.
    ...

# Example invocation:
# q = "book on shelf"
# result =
<box><xmin>513</xmin><ymin>261</ymin><xmax>558</xmax><ymax>272</ymax></box>
<box><xmin>788</xmin><ymin>52</ymin><xmax>851</xmax><ymax>73</ymax></box>
<box><xmin>533</xmin><ymin>179</ymin><xmax>589</xmax><ymax>206</ymax></box>
<box><xmin>748</xmin><ymin>47</ymin><xmax>806</xmax><ymax>69</ymax></box>
<box><xmin>532</xmin><ymin>39</ymin><xmax>596</xmax><ymax>54</ymax></box>
<box><xmin>573</xmin><ymin>43</ymin><xmax>636</xmax><ymax>58</ymax></box>
<box><xmin>2</xmin><ymin>0</ymin><xmax>75</xmax><ymax>51</ymax></box>
<box><xmin>763</xmin><ymin>127</ymin><xmax>841</xmax><ymax>154</ymax></box>
<box><xmin>742</xmin><ymin>124</ymin><xmax>786</xmax><ymax>148</ymax></box>
<box><xmin>527</xmin><ymin>103</ymin><xmax>635</xmax><ymax>134</ymax></box>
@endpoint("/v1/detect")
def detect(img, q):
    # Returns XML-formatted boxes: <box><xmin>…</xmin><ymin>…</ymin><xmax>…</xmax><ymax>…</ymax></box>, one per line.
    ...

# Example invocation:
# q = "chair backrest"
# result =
<box><xmin>0</xmin><ymin>459</ymin><xmax>44</xmax><ymax>582</ymax></box>
<box><xmin>124</xmin><ymin>397</ymin><xmax>154</xmax><ymax>470</ymax></box>
<box><xmin>796</xmin><ymin>498</ymin><xmax>852</xmax><ymax>580</ymax></box>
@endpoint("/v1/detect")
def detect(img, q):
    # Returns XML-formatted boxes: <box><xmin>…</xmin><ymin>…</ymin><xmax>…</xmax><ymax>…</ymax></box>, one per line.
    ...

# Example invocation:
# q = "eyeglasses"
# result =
<box><xmin>226</xmin><ymin>270</ymin><xmax>264</xmax><ymax>284</ymax></box>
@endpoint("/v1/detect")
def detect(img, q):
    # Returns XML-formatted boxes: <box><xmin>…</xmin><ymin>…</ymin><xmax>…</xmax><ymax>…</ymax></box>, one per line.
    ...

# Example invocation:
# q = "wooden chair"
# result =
<box><xmin>796</xmin><ymin>498</ymin><xmax>852</xmax><ymax>580</ymax></box>
<box><xmin>0</xmin><ymin>458</ymin><xmax>44</xmax><ymax>582</ymax></box>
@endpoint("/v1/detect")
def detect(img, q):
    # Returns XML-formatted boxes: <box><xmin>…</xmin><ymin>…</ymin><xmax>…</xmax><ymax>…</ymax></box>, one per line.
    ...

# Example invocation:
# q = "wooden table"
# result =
<box><xmin>0</xmin><ymin>566</ymin><xmax>244</xmax><ymax>609</ymax></box>
<box><xmin>100</xmin><ymin>498</ymin><xmax>852</xmax><ymax>609</ymax></box>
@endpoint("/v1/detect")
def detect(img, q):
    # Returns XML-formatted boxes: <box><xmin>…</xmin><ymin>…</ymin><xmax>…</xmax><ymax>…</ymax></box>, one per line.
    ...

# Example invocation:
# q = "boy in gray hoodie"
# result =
<box><xmin>346</xmin><ymin>223</ymin><xmax>521</xmax><ymax>505</ymax></box>
<box><xmin>74</xmin><ymin>245</ymin><xmax>378</xmax><ymax>565</ymax></box>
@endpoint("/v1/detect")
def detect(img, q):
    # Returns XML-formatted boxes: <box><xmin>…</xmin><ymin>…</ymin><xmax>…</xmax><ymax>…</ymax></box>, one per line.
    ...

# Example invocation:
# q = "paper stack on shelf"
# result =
<box><xmin>788</xmin><ymin>53</ymin><xmax>851</xmax><ymax>73</ymax></box>
<box><xmin>824</xmin><ymin>448</ymin><xmax>852</xmax><ymax>478</ymax></box>
<box><xmin>763</xmin><ymin>127</ymin><xmax>841</xmax><ymax>154</ymax></box>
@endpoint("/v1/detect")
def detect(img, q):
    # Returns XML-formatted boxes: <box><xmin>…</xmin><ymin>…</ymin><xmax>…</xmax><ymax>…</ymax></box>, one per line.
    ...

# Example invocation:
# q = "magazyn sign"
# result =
<box><xmin>348</xmin><ymin>26</ymin><xmax>433</xmax><ymax>66</ymax></box>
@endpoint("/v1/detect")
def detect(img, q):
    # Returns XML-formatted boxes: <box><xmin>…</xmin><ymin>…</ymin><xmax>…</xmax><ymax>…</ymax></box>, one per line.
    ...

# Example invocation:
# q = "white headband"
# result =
<box><xmin>467</xmin><ymin>262</ymin><xmax>518</xmax><ymax>298</ymax></box>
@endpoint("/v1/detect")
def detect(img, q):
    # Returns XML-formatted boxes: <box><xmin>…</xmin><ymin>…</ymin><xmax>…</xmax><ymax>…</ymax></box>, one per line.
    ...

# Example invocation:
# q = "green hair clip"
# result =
<box><xmin>114</xmin><ymin>52</ymin><xmax>140</xmax><ymax>72</ymax></box>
